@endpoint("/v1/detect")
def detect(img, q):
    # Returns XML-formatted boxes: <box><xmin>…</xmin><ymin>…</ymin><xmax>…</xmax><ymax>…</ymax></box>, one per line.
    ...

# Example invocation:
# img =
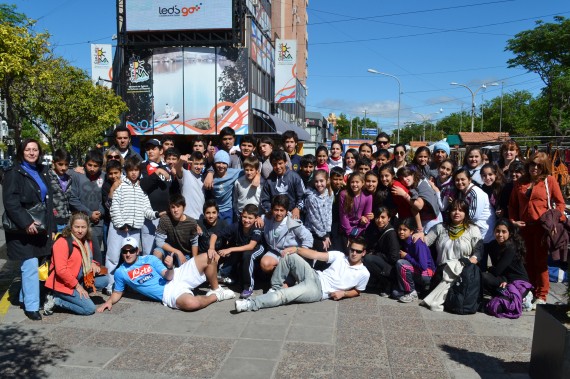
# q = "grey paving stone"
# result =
<box><xmin>449</xmin><ymin>368</ymin><xmax>484</xmax><ymax>379</ymax></box>
<box><xmin>251</xmin><ymin>310</ymin><xmax>295</xmax><ymax>326</ymax></box>
<box><xmin>23</xmin><ymin>310</ymin><xmax>70</xmax><ymax>324</ymax></box>
<box><xmin>193</xmin><ymin>320</ymin><xmax>247</xmax><ymax>338</ymax></box>
<box><xmin>387</xmin><ymin>346</ymin><xmax>447</xmax><ymax>371</ymax></box>
<box><xmin>292</xmin><ymin>309</ymin><xmax>336</xmax><ymax>327</ymax></box>
<box><xmin>382</xmin><ymin>316</ymin><xmax>426</xmax><ymax>333</ymax></box>
<box><xmin>392</xmin><ymin>368</ymin><xmax>451</xmax><ymax>379</ymax></box>
<box><xmin>286</xmin><ymin>325</ymin><xmax>334</xmax><ymax>344</ymax></box>
<box><xmin>45</xmin><ymin>326</ymin><xmax>96</xmax><ymax>347</ymax></box>
<box><xmin>298</xmin><ymin>299</ymin><xmax>337</xmax><ymax>312</ymax></box>
<box><xmin>217</xmin><ymin>358</ymin><xmax>277</xmax><ymax>379</ymax></box>
<box><xmin>332</xmin><ymin>364</ymin><xmax>392</xmax><ymax>379</ymax></box>
<box><xmin>148</xmin><ymin>317</ymin><xmax>200</xmax><ymax>336</ymax></box>
<box><xmin>433</xmin><ymin>334</ymin><xmax>490</xmax><ymax>353</ymax></box>
<box><xmin>427</xmin><ymin>319</ymin><xmax>475</xmax><ymax>335</ymax></box>
<box><xmin>79</xmin><ymin>330</ymin><xmax>143</xmax><ymax>349</ymax></box>
<box><xmin>336</xmin><ymin>314</ymin><xmax>383</xmax><ymax>334</ymax></box>
<box><xmin>128</xmin><ymin>333</ymin><xmax>187</xmax><ymax>350</ymax></box>
<box><xmin>229</xmin><ymin>339</ymin><xmax>283</xmax><ymax>360</ymax></box>
<box><xmin>162</xmin><ymin>337</ymin><xmax>233</xmax><ymax>377</ymax></box>
<box><xmin>379</xmin><ymin>303</ymin><xmax>422</xmax><ymax>318</ymax></box>
<box><xmin>60</xmin><ymin>346</ymin><xmax>120</xmax><ymax>368</ymax></box>
<box><xmin>384</xmin><ymin>331</ymin><xmax>435</xmax><ymax>349</ymax></box>
<box><xmin>335</xmin><ymin>336</ymin><xmax>388</xmax><ymax>364</ymax></box>
<box><xmin>105</xmin><ymin>348</ymin><xmax>172</xmax><ymax>373</ymax></box>
<box><xmin>469</xmin><ymin>317</ymin><xmax>535</xmax><ymax>337</ymax></box>
<box><xmin>281</xmin><ymin>341</ymin><xmax>334</xmax><ymax>362</ymax></box>
<box><xmin>338</xmin><ymin>297</ymin><xmax>378</xmax><ymax>315</ymax></box>
<box><xmin>483</xmin><ymin>336</ymin><xmax>532</xmax><ymax>353</ymax></box>
<box><xmin>240</xmin><ymin>322</ymin><xmax>289</xmax><ymax>340</ymax></box>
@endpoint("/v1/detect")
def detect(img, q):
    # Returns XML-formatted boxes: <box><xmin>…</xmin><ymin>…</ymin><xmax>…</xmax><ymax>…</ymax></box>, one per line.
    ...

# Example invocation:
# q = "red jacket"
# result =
<box><xmin>45</xmin><ymin>237</ymin><xmax>99</xmax><ymax>295</ymax></box>
<box><xmin>509</xmin><ymin>175</ymin><xmax>566</xmax><ymax>224</ymax></box>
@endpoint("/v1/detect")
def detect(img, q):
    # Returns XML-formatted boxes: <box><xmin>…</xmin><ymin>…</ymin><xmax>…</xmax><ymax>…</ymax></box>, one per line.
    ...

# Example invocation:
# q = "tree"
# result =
<box><xmin>506</xmin><ymin>16</ymin><xmax>570</xmax><ymax>135</ymax></box>
<box><xmin>334</xmin><ymin>113</ymin><xmax>351</xmax><ymax>139</ymax></box>
<box><xmin>394</xmin><ymin>122</ymin><xmax>424</xmax><ymax>143</ymax></box>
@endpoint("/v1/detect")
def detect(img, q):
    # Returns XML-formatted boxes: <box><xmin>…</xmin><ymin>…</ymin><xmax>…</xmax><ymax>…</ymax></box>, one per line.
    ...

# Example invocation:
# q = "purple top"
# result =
<box><xmin>339</xmin><ymin>190</ymin><xmax>372</xmax><ymax>237</ymax></box>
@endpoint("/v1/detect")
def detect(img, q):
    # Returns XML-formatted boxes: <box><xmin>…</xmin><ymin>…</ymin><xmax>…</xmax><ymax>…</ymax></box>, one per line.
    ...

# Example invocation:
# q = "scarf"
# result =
<box><xmin>448</xmin><ymin>224</ymin><xmax>466</xmax><ymax>240</ymax></box>
<box><xmin>72</xmin><ymin>235</ymin><xmax>95</xmax><ymax>292</ymax></box>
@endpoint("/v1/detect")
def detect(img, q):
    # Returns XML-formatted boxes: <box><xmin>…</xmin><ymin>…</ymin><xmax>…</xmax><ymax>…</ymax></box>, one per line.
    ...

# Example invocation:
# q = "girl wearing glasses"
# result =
<box><xmin>391</xmin><ymin>144</ymin><xmax>407</xmax><ymax>173</ymax></box>
<box><xmin>43</xmin><ymin>212</ymin><xmax>108</xmax><ymax>316</ymax></box>
<box><xmin>103</xmin><ymin>146</ymin><xmax>125</xmax><ymax>169</ymax></box>
<box><xmin>509</xmin><ymin>152</ymin><xmax>566</xmax><ymax>308</ymax></box>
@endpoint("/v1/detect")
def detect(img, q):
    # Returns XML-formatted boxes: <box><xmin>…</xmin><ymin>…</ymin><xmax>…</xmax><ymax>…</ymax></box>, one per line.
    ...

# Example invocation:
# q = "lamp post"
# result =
<box><xmin>412</xmin><ymin>109</ymin><xmax>443</xmax><ymax>142</ymax></box>
<box><xmin>367</xmin><ymin>69</ymin><xmax>401</xmax><ymax>143</ymax></box>
<box><xmin>450</xmin><ymin>81</ymin><xmax>498</xmax><ymax>132</ymax></box>
<box><xmin>363</xmin><ymin>110</ymin><xmax>367</xmax><ymax>138</ymax></box>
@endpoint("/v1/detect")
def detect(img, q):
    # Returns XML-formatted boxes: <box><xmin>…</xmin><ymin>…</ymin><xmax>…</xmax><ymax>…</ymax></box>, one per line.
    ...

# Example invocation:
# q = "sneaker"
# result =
<box><xmin>379</xmin><ymin>291</ymin><xmax>390</xmax><ymax>298</ymax></box>
<box><xmin>398</xmin><ymin>291</ymin><xmax>418</xmax><ymax>303</ymax></box>
<box><xmin>391</xmin><ymin>289</ymin><xmax>405</xmax><ymax>299</ymax></box>
<box><xmin>43</xmin><ymin>294</ymin><xmax>55</xmax><ymax>316</ymax></box>
<box><xmin>102</xmin><ymin>287</ymin><xmax>113</xmax><ymax>296</ymax></box>
<box><xmin>522</xmin><ymin>292</ymin><xmax>534</xmax><ymax>312</ymax></box>
<box><xmin>531</xmin><ymin>298</ymin><xmax>546</xmax><ymax>310</ymax></box>
<box><xmin>240</xmin><ymin>289</ymin><xmax>253</xmax><ymax>299</ymax></box>
<box><xmin>206</xmin><ymin>286</ymin><xmax>236</xmax><ymax>302</ymax></box>
<box><xmin>217</xmin><ymin>274</ymin><xmax>234</xmax><ymax>285</ymax></box>
<box><xmin>235</xmin><ymin>299</ymin><xmax>252</xmax><ymax>313</ymax></box>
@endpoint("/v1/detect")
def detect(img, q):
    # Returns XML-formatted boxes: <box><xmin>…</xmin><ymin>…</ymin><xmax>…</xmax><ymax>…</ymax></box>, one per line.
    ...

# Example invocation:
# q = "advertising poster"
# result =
<box><xmin>274</xmin><ymin>39</ymin><xmax>297</xmax><ymax>104</ymax></box>
<box><xmin>125</xmin><ymin>47</ymin><xmax>248</xmax><ymax>135</ymax></box>
<box><xmin>91</xmin><ymin>44</ymin><xmax>113</xmax><ymax>86</ymax></box>
<box><xmin>126</xmin><ymin>0</ymin><xmax>233</xmax><ymax>32</ymax></box>
<box><xmin>124</xmin><ymin>49</ymin><xmax>154</xmax><ymax>135</ymax></box>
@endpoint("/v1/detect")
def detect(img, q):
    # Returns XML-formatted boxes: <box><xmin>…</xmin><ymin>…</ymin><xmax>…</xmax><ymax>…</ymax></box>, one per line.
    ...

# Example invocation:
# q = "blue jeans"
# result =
<box><xmin>20</xmin><ymin>257</ymin><xmax>40</xmax><ymax>311</ymax></box>
<box><xmin>141</xmin><ymin>218</ymin><xmax>159</xmax><ymax>256</ymax></box>
<box><xmin>53</xmin><ymin>275</ymin><xmax>108</xmax><ymax>315</ymax></box>
<box><xmin>251</xmin><ymin>254</ymin><xmax>323</xmax><ymax>311</ymax></box>
<box><xmin>218</xmin><ymin>209</ymin><xmax>233</xmax><ymax>224</ymax></box>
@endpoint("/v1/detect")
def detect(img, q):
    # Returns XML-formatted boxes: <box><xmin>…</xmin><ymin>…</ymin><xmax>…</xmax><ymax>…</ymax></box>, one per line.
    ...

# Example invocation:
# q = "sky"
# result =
<box><xmin>13</xmin><ymin>0</ymin><xmax>570</xmax><ymax>135</ymax></box>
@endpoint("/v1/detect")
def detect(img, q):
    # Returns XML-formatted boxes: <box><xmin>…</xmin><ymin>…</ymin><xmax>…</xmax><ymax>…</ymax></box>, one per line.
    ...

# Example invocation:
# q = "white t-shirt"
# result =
<box><xmin>317</xmin><ymin>251</ymin><xmax>370</xmax><ymax>300</ymax></box>
<box><xmin>179</xmin><ymin>168</ymin><xmax>205</xmax><ymax>220</ymax></box>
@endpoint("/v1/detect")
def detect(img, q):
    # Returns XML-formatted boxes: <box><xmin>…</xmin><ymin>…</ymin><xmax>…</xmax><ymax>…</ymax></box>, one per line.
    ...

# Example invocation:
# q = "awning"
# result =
<box><xmin>252</xmin><ymin>108</ymin><xmax>311</xmax><ymax>141</ymax></box>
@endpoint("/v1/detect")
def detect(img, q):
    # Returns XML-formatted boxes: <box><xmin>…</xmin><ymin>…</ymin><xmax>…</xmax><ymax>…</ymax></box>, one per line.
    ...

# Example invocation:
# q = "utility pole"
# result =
<box><xmin>499</xmin><ymin>81</ymin><xmax>504</xmax><ymax>133</ymax></box>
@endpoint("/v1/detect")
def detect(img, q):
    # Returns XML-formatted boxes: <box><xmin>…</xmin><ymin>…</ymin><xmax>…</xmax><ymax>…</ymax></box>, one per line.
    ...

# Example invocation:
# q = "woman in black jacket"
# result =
<box><xmin>363</xmin><ymin>206</ymin><xmax>400</xmax><ymax>295</ymax></box>
<box><xmin>3</xmin><ymin>139</ymin><xmax>54</xmax><ymax>320</ymax></box>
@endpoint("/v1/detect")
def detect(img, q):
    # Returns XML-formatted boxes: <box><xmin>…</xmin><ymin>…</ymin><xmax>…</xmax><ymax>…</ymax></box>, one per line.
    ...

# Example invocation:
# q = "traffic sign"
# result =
<box><xmin>361</xmin><ymin>128</ymin><xmax>377</xmax><ymax>136</ymax></box>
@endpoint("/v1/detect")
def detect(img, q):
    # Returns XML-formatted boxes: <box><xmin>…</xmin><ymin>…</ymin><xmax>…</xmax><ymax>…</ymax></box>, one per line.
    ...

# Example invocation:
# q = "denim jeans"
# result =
<box><xmin>20</xmin><ymin>257</ymin><xmax>40</xmax><ymax>311</ymax></box>
<box><xmin>141</xmin><ymin>218</ymin><xmax>159</xmax><ymax>256</ymax></box>
<box><xmin>53</xmin><ymin>275</ymin><xmax>109</xmax><ymax>315</ymax></box>
<box><xmin>105</xmin><ymin>226</ymin><xmax>141</xmax><ymax>291</ymax></box>
<box><xmin>251</xmin><ymin>254</ymin><xmax>323</xmax><ymax>311</ymax></box>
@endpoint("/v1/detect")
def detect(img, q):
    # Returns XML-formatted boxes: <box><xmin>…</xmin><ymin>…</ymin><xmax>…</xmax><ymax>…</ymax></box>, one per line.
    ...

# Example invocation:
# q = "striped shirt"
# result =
<box><xmin>110</xmin><ymin>177</ymin><xmax>157</xmax><ymax>230</ymax></box>
<box><xmin>304</xmin><ymin>187</ymin><xmax>333</xmax><ymax>238</ymax></box>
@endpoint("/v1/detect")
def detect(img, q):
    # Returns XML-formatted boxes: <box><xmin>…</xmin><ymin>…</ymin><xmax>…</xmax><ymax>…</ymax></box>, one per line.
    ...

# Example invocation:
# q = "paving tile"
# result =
<box><xmin>128</xmin><ymin>333</ymin><xmax>186</xmax><ymax>350</ymax></box>
<box><xmin>251</xmin><ymin>310</ymin><xmax>295</xmax><ymax>326</ymax></box>
<box><xmin>335</xmin><ymin>336</ymin><xmax>388</xmax><ymax>363</ymax></box>
<box><xmin>387</xmin><ymin>347</ymin><xmax>446</xmax><ymax>371</ymax></box>
<box><xmin>274</xmin><ymin>362</ymin><xmax>334</xmax><ymax>379</ymax></box>
<box><xmin>45</xmin><ymin>326</ymin><xmax>96</xmax><ymax>347</ymax></box>
<box><xmin>298</xmin><ymin>300</ymin><xmax>337</xmax><ymax>312</ymax></box>
<box><xmin>148</xmin><ymin>317</ymin><xmax>199</xmax><ymax>336</ymax></box>
<box><xmin>438</xmin><ymin>347</ymin><xmax>504</xmax><ymax>373</ymax></box>
<box><xmin>163</xmin><ymin>337</ymin><xmax>233</xmax><ymax>377</ymax></box>
<box><xmin>338</xmin><ymin>298</ymin><xmax>378</xmax><ymax>315</ymax></box>
<box><xmin>281</xmin><ymin>341</ymin><xmax>335</xmax><ymax>362</ymax></box>
<box><xmin>292</xmin><ymin>309</ymin><xmax>336</xmax><ymax>327</ymax></box>
<box><xmin>105</xmin><ymin>348</ymin><xmax>171</xmax><ymax>373</ymax></box>
<box><xmin>229</xmin><ymin>339</ymin><xmax>283</xmax><ymax>360</ymax></box>
<box><xmin>193</xmin><ymin>320</ymin><xmax>247</xmax><ymax>338</ymax></box>
<box><xmin>384</xmin><ymin>331</ymin><xmax>435</xmax><ymax>349</ymax></box>
<box><xmin>22</xmin><ymin>310</ymin><xmax>70</xmax><ymax>324</ymax></box>
<box><xmin>433</xmin><ymin>334</ymin><xmax>490</xmax><ymax>353</ymax></box>
<box><xmin>79</xmin><ymin>331</ymin><xmax>143</xmax><ymax>349</ymax></box>
<box><xmin>483</xmin><ymin>336</ymin><xmax>532</xmax><ymax>354</ymax></box>
<box><xmin>378</xmin><ymin>303</ymin><xmax>422</xmax><ymax>318</ymax></box>
<box><xmin>382</xmin><ymin>317</ymin><xmax>426</xmax><ymax>333</ymax></box>
<box><xmin>449</xmin><ymin>368</ymin><xmax>484</xmax><ymax>379</ymax></box>
<box><xmin>392</xmin><ymin>368</ymin><xmax>451</xmax><ymax>379</ymax></box>
<box><xmin>217</xmin><ymin>358</ymin><xmax>277</xmax><ymax>379</ymax></box>
<box><xmin>286</xmin><ymin>325</ymin><xmax>334</xmax><ymax>344</ymax></box>
<box><xmin>60</xmin><ymin>346</ymin><xmax>120</xmax><ymax>368</ymax></box>
<box><xmin>469</xmin><ymin>317</ymin><xmax>535</xmax><ymax>338</ymax></box>
<box><xmin>426</xmin><ymin>319</ymin><xmax>475</xmax><ymax>335</ymax></box>
<box><xmin>240</xmin><ymin>322</ymin><xmax>289</xmax><ymax>340</ymax></box>
<box><xmin>332</xmin><ymin>364</ymin><xmax>392</xmax><ymax>379</ymax></box>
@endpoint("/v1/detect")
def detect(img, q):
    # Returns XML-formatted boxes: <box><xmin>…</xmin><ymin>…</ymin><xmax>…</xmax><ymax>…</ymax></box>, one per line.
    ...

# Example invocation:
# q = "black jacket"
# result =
<box><xmin>3</xmin><ymin>162</ymin><xmax>54</xmax><ymax>260</ymax></box>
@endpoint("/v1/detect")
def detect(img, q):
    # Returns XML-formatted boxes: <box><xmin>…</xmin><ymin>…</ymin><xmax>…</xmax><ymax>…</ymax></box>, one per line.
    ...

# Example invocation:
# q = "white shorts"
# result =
<box><xmin>162</xmin><ymin>258</ymin><xmax>206</xmax><ymax>309</ymax></box>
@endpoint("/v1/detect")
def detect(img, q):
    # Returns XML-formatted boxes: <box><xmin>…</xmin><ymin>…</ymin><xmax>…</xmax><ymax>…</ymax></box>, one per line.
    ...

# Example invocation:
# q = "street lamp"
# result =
<box><xmin>450</xmin><ymin>81</ymin><xmax>498</xmax><ymax>132</ymax></box>
<box><xmin>412</xmin><ymin>109</ymin><xmax>443</xmax><ymax>142</ymax></box>
<box><xmin>367</xmin><ymin>69</ymin><xmax>401</xmax><ymax>143</ymax></box>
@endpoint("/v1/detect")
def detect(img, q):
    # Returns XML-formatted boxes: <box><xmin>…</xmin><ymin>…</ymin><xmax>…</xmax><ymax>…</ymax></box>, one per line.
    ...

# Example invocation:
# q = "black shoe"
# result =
<box><xmin>24</xmin><ymin>311</ymin><xmax>42</xmax><ymax>321</ymax></box>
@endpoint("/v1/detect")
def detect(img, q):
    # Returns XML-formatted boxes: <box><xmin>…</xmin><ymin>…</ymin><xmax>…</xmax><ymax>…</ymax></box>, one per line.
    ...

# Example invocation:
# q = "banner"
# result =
<box><xmin>124</xmin><ymin>49</ymin><xmax>154</xmax><ymax>134</ymax></box>
<box><xmin>91</xmin><ymin>44</ymin><xmax>113</xmax><ymax>87</ymax></box>
<box><xmin>274</xmin><ymin>39</ymin><xmax>296</xmax><ymax>104</ymax></box>
<box><xmin>126</xmin><ymin>0</ymin><xmax>233</xmax><ymax>32</ymax></box>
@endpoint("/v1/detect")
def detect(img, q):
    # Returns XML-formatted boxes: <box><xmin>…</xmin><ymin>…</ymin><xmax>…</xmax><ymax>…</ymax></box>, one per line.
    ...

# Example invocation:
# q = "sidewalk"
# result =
<box><xmin>1</xmin><ymin>271</ymin><xmax>566</xmax><ymax>379</ymax></box>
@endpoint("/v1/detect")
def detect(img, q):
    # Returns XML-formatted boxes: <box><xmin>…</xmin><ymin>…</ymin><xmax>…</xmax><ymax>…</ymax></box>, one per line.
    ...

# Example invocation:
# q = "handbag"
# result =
<box><xmin>2</xmin><ymin>202</ymin><xmax>47</xmax><ymax>234</ymax></box>
<box><xmin>38</xmin><ymin>259</ymin><xmax>50</xmax><ymax>281</ymax></box>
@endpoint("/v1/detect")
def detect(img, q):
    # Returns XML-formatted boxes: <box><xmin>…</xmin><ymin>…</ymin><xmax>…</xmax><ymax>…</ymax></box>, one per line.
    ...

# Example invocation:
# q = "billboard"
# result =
<box><xmin>274</xmin><ymin>39</ymin><xmax>296</xmax><ymax>104</ymax></box>
<box><xmin>126</xmin><ymin>0</ymin><xmax>233</xmax><ymax>32</ymax></box>
<box><xmin>123</xmin><ymin>46</ymin><xmax>248</xmax><ymax>135</ymax></box>
<box><xmin>91</xmin><ymin>44</ymin><xmax>113</xmax><ymax>87</ymax></box>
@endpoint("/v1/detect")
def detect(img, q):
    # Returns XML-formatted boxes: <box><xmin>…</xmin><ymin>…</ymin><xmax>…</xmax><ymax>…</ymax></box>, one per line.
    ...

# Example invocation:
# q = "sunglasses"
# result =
<box><xmin>395</xmin><ymin>151</ymin><xmax>406</xmax><ymax>156</ymax></box>
<box><xmin>121</xmin><ymin>248</ymin><xmax>137</xmax><ymax>255</ymax></box>
<box><xmin>376</xmin><ymin>140</ymin><xmax>389</xmax><ymax>145</ymax></box>
<box><xmin>108</xmin><ymin>155</ymin><xmax>121</xmax><ymax>160</ymax></box>
<box><xmin>349</xmin><ymin>247</ymin><xmax>364</xmax><ymax>254</ymax></box>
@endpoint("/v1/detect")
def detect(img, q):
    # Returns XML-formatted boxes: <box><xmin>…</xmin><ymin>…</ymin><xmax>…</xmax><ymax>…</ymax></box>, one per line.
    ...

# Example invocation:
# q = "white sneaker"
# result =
<box><xmin>531</xmin><ymin>298</ymin><xmax>546</xmax><ymax>310</ymax></box>
<box><xmin>206</xmin><ymin>286</ymin><xmax>236</xmax><ymax>302</ymax></box>
<box><xmin>235</xmin><ymin>299</ymin><xmax>252</xmax><ymax>313</ymax></box>
<box><xmin>522</xmin><ymin>292</ymin><xmax>534</xmax><ymax>312</ymax></box>
<box><xmin>43</xmin><ymin>294</ymin><xmax>55</xmax><ymax>316</ymax></box>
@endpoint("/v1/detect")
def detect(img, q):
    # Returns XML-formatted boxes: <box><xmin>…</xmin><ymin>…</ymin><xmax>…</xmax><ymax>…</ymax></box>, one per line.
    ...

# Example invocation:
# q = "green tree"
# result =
<box><xmin>506</xmin><ymin>16</ymin><xmax>570</xmax><ymax>135</ymax></box>
<box><xmin>394</xmin><ymin>122</ymin><xmax>424</xmax><ymax>143</ymax></box>
<box><xmin>334</xmin><ymin>113</ymin><xmax>351</xmax><ymax>139</ymax></box>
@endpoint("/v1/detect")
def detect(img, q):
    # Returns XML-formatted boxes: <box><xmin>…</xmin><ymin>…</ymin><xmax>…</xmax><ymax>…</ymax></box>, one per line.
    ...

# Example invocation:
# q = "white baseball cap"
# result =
<box><xmin>121</xmin><ymin>237</ymin><xmax>139</xmax><ymax>250</ymax></box>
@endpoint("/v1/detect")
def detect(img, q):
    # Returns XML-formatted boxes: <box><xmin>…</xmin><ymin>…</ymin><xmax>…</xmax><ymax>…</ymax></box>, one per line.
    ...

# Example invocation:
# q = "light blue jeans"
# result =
<box><xmin>251</xmin><ymin>254</ymin><xmax>323</xmax><ymax>311</ymax></box>
<box><xmin>141</xmin><ymin>218</ymin><xmax>159</xmax><ymax>256</ymax></box>
<box><xmin>53</xmin><ymin>275</ymin><xmax>109</xmax><ymax>315</ymax></box>
<box><xmin>20</xmin><ymin>257</ymin><xmax>40</xmax><ymax>311</ymax></box>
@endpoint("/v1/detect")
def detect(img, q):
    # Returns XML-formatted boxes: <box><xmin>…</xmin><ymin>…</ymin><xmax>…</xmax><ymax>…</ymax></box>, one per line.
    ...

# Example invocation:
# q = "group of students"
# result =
<box><xmin>4</xmin><ymin>127</ymin><xmax>562</xmax><ymax>320</ymax></box>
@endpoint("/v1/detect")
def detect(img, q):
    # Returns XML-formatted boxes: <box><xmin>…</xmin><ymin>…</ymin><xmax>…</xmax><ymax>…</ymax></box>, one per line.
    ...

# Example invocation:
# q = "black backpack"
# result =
<box><xmin>444</xmin><ymin>258</ymin><xmax>483</xmax><ymax>315</ymax></box>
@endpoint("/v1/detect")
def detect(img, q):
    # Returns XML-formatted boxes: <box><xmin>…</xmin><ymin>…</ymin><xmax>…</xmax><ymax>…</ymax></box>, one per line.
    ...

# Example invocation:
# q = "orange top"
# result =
<box><xmin>509</xmin><ymin>175</ymin><xmax>566</xmax><ymax>224</ymax></box>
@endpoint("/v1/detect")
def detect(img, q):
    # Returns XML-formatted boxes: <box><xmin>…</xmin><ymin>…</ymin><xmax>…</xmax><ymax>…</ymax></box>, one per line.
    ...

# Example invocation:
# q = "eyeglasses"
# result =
<box><xmin>529</xmin><ymin>162</ymin><xmax>541</xmax><ymax>168</ymax></box>
<box><xmin>376</xmin><ymin>140</ymin><xmax>389</xmax><ymax>145</ymax></box>
<box><xmin>108</xmin><ymin>155</ymin><xmax>121</xmax><ymax>160</ymax></box>
<box><xmin>349</xmin><ymin>247</ymin><xmax>364</xmax><ymax>254</ymax></box>
<box><xmin>395</xmin><ymin>151</ymin><xmax>406</xmax><ymax>156</ymax></box>
<box><xmin>121</xmin><ymin>248</ymin><xmax>137</xmax><ymax>255</ymax></box>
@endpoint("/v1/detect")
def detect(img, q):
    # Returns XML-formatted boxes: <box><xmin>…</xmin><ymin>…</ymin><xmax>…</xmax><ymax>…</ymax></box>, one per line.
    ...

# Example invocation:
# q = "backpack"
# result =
<box><xmin>444</xmin><ymin>258</ymin><xmax>483</xmax><ymax>315</ymax></box>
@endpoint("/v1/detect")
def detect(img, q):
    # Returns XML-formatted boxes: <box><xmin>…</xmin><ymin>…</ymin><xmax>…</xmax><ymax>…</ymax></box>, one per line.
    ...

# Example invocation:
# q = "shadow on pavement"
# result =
<box><xmin>440</xmin><ymin>344</ymin><xmax>529</xmax><ymax>378</ymax></box>
<box><xmin>0</xmin><ymin>324</ymin><xmax>70</xmax><ymax>378</ymax></box>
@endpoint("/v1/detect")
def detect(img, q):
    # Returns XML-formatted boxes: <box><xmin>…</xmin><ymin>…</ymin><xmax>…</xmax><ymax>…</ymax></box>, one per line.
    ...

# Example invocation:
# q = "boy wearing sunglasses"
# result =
<box><xmin>98</xmin><ymin>237</ymin><xmax>235</xmax><ymax>312</ymax></box>
<box><xmin>235</xmin><ymin>237</ymin><xmax>370</xmax><ymax>312</ymax></box>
